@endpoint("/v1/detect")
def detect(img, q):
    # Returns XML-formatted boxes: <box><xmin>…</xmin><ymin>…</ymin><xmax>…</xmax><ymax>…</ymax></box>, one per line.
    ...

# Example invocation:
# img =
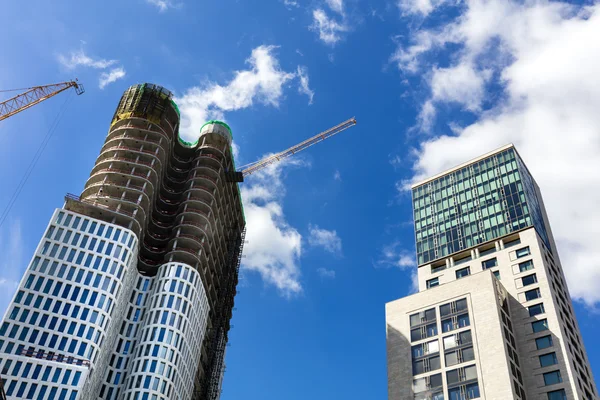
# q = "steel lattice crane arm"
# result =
<box><xmin>0</xmin><ymin>80</ymin><xmax>84</xmax><ymax>122</ymax></box>
<box><xmin>238</xmin><ymin>117</ymin><xmax>357</xmax><ymax>178</ymax></box>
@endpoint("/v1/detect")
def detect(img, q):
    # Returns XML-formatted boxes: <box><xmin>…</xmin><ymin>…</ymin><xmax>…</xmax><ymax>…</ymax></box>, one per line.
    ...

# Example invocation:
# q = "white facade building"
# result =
<box><xmin>386</xmin><ymin>145</ymin><xmax>598</xmax><ymax>400</ymax></box>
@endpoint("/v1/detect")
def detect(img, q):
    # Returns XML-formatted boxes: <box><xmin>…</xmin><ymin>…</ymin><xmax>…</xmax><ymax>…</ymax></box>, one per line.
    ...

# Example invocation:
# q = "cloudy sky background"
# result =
<box><xmin>1</xmin><ymin>0</ymin><xmax>600</xmax><ymax>398</ymax></box>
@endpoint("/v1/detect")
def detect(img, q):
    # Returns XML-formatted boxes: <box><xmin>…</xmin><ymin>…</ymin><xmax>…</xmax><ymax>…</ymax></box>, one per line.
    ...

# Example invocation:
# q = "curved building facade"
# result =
<box><xmin>0</xmin><ymin>84</ymin><xmax>246</xmax><ymax>400</ymax></box>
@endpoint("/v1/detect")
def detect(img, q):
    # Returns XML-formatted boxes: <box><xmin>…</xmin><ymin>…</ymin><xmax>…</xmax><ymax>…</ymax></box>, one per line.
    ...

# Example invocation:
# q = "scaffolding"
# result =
<box><xmin>197</xmin><ymin>226</ymin><xmax>246</xmax><ymax>400</ymax></box>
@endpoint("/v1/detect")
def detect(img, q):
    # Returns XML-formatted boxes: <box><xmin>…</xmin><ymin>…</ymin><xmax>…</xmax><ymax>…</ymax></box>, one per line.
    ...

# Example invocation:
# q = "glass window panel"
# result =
<box><xmin>444</xmin><ymin>335</ymin><xmax>458</xmax><ymax>349</ymax></box>
<box><xmin>525</xmin><ymin>288</ymin><xmax>541</xmax><ymax>301</ymax></box>
<box><xmin>543</xmin><ymin>370</ymin><xmax>562</xmax><ymax>386</ymax></box>
<box><xmin>522</xmin><ymin>274</ymin><xmax>537</xmax><ymax>286</ymax></box>
<box><xmin>464</xmin><ymin>365</ymin><xmax>477</xmax><ymax>380</ymax></box>
<box><xmin>536</xmin><ymin>335</ymin><xmax>553</xmax><ymax>350</ymax></box>
<box><xmin>446</xmin><ymin>369</ymin><xmax>460</xmax><ymax>385</ymax></box>
<box><xmin>463</xmin><ymin>346</ymin><xmax>475</xmax><ymax>362</ymax></box>
<box><xmin>516</xmin><ymin>246</ymin><xmax>530</xmax><ymax>258</ymax></box>
<box><xmin>528</xmin><ymin>303</ymin><xmax>545</xmax><ymax>317</ymax></box>
<box><xmin>445</xmin><ymin>350</ymin><xmax>459</xmax><ymax>366</ymax></box>
<box><xmin>539</xmin><ymin>353</ymin><xmax>558</xmax><ymax>367</ymax></box>
<box><xmin>547</xmin><ymin>389</ymin><xmax>567</xmax><ymax>400</ymax></box>
<box><xmin>532</xmin><ymin>319</ymin><xmax>549</xmax><ymax>333</ymax></box>
<box><xmin>519</xmin><ymin>260</ymin><xmax>534</xmax><ymax>272</ymax></box>
<box><xmin>482</xmin><ymin>258</ymin><xmax>497</xmax><ymax>269</ymax></box>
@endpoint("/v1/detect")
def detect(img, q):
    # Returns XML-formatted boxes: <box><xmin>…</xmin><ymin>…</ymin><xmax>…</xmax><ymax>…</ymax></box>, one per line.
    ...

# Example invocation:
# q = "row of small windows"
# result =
<box><xmin>410</xmin><ymin>299</ymin><xmax>470</xmax><ymax>342</ymax></box>
<box><xmin>413</xmin><ymin>365</ymin><xmax>480</xmax><ymax>400</ymax></box>
<box><xmin>426</xmin><ymin>246</ymin><xmax>531</xmax><ymax>289</ymax></box>
<box><xmin>31</xmin><ymin>254</ymin><xmax>125</xmax><ymax>284</ymax></box>
<box><xmin>23</xmin><ymin>274</ymin><xmax>116</xmax><ymax>312</ymax></box>
<box><xmin>4</xmin><ymin>381</ymin><xmax>78</xmax><ymax>400</ymax></box>
<box><xmin>54</xmin><ymin>211</ymin><xmax>134</xmax><ymax>248</ymax></box>
<box><xmin>12</xmin><ymin>290</ymin><xmax>108</xmax><ymax>328</ymax></box>
<box><xmin>40</xmin><ymin>236</ymin><xmax>129</xmax><ymax>270</ymax></box>
<box><xmin>0</xmin><ymin>359</ymin><xmax>81</xmax><ymax>386</ymax></box>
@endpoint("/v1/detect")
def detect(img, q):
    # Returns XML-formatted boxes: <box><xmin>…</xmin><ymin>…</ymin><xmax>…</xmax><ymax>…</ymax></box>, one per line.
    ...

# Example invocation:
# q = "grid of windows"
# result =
<box><xmin>119</xmin><ymin>263</ymin><xmax>210</xmax><ymax>400</ymax></box>
<box><xmin>0</xmin><ymin>210</ymin><xmax>138</xmax><ymax>400</ymax></box>
<box><xmin>412</xmin><ymin>147</ymin><xmax>550</xmax><ymax>265</ymax></box>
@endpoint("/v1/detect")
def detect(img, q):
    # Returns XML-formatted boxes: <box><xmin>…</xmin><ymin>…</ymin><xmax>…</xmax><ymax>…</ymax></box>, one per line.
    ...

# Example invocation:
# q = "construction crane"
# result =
<box><xmin>228</xmin><ymin>117</ymin><xmax>357</xmax><ymax>182</ymax></box>
<box><xmin>0</xmin><ymin>80</ymin><xmax>84</xmax><ymax>121</ymax></box>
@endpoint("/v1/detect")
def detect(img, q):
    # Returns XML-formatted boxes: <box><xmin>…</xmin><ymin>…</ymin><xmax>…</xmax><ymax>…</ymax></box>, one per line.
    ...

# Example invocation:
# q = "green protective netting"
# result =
<box><xmin>170</xmin><ymin>99</ymin><xmax>180</xmax><ymax>117</ymax></box>
<box><xmin>200</xmin><ymin>120</ymin><xmax>233</xmax><ymax>138</ymax></box>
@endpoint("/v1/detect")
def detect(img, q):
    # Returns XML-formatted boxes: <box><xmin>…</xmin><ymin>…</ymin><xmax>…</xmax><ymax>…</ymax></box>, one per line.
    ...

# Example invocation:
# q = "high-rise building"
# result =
<box><xmin>386</xmin><ymin>145</ymin><xmax>598</xmax><ymax>400</ymax></box>
<box><xmin>0</xmin><ymin>83</ymin><xmax>246</xmax><ymax>400</ymax></box>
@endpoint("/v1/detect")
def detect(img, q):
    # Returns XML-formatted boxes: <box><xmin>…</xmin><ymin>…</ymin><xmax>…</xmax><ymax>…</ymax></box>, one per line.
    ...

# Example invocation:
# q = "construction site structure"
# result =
<box><xmin>0</xmin><ymin>81</ymin><xmax>84</xmax><ymax>121</ymax></box>
<box><xmin>0</xmin><ymin>83</ymin><xmax>355</xmax><ymax>400</ymax></box>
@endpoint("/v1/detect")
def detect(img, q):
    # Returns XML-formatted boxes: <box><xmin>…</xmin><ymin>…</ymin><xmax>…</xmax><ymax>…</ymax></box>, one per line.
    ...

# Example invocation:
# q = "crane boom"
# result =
<box><xmin>240</xmin><ymin>117</ymin><xmax>357</xmax><ymax>177</ymax></box>
<box><xmin>0</xmin><ymin>80</ymin><xmax>84</xmax><ymax>122</ymax></box>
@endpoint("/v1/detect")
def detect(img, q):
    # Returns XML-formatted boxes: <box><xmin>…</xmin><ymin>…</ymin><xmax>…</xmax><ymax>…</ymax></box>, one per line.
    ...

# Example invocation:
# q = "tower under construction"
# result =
<box><xmin>0</xmin><ymin>83</ymin><xmax>245</xmax><ymax>400</ymax></box>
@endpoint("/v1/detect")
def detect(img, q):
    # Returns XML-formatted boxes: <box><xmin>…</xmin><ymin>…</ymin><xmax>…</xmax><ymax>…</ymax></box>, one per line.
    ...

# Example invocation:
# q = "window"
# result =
<box><xmin>482</xmin><ymin>258</ymin><xmax>497</xmax><ymax>269</ymax></box>
<box><xmin>529</xmin><ymin>303</ymin><xmax>545</xmax><ymax>317</ymax></box>
<box><xmin>427</xmin><ymin>278</ymin><xmax>439</xmax><ymax>289</ymax></box>
<box><xmin>412</xmin><ymin>340</ymin><xmax>440</xmax><ymax>358</ymax></box>
<box><xmin>412</xmin><ymin>355</ymin><xmax>440</xmax><ymax>375</ymax></box>
<box><xmin>547</xmin><ymin>389</ymin><xmax>567</xmax><ymax>400</ymax></box>
<box><xmin>442</xmin><ymin>314</ymin><xmax>470</xmax><ymax>333</ymax></box>
<box><xmin>522</xmin><ymin>274</ymin><xmax>537</xmax><ymax>286</ymax></box>
<box><xmin>525</xmin><ymin>288</ymin><xmax>541</xmax><ymax>301</ymax></box>
<box><xmin>536</xmin><ymin>335</ymin><xmax>553</xmax><ymax>350</ymax></box>
<box><xmin>539</xmin><ymin>353</ymin><xmax>558</xmax><ymax>368</ymax></box>
<box><xmin>411</xmin><ymin>323</ymin><xmax>438</xmax><ymax>342</ymax></box>
<box><xmin>493</xmin><ymin>271</ymin><xmax>501</xmax><ymax>280</ymax></box>
<box><xmin>410</xmin><ymin>309</ymin><xmax>437</xmax><ymax>327</ymax></box>
<box><xmin>519</xmin><ymin>260</ymin><xmax>534</xmax><ymax>272</ymax></box>
<box><xmin>543</xmin><ymin>370</ymin><xmax>562</xmax><ymax>386</ymax></box>
<box><xmin>456</xmin><ymin>267</ymin><xmax>470</xmax><ymax>279</ymax></box>
<box><xmin>532</xmin><ymin>319</ymin><xmax>549</xmax><ymax>333</ymax></box>
<box><xmin>441</xmin><ymin>298</ymin><xmax>468</xmax><ymax>317</ymax></box>
<box><xmin>445</xmin><ymin>346</ymin><xmax>475</xmax><ymax>366</ymax></box>
<box><xmin>443</xmin><ymin>330</ymin><xmax>472</xmax><ymax>350</ymax></box>
<box><xmin>516</xmin><ymin>246</ymin><xmax>530</xmax><ymax>258</ymax></box>
<box><xmin>431</xmin><ymin>264</ymin><xmax>446</xmax><ymax>274</ymax></box>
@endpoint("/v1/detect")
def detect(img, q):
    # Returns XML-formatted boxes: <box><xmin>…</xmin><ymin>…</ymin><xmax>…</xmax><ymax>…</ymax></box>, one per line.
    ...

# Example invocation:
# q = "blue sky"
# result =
<box><xmin>1</xmin><ymin>0</ymin><xmax>600</xmax><ymax>398</ymax></box>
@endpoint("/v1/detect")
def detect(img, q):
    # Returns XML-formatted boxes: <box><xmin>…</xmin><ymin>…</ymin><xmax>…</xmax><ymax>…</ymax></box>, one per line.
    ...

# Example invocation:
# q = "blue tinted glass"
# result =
<box><xmin>543</xmin><ymin>371</ymin><xmax>562</xmax><ymax>385</ymax></box>
<box><xmin>536</xmin><ymin>335</ymin><xmax>553</xmax><ymax>349</ymax></box>
<box><xmin>539</xmin><ymin>353</ymin><xmax>558</xmax><ymax>367</ymax></box>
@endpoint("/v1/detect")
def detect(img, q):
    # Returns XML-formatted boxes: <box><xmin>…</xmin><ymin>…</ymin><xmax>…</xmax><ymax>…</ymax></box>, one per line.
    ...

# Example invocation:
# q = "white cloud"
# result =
<box><xmin>58</xmin><ymin>50</ymin><xmax>117</xmax><ymax>70</ymax></box>
<box><xmin>308</xmin><ymin>224</ymin><xmax>342</xmax><ymax>254</ymax></box>
<box><xmin>334</xmin><ymin>170</ymin><xmax>341</xmax><ymax>181</ymax></box>
<box><xmin>283</xmin><ymin>0</ymin><xmax>300</xmax><ymax>8</ymax></box>
<box><xmin>375</xmin><ymin>242</ymin><xmax>418</xmax><ymax>292</ymax></box>
<box><xmin>310</xmin><ymin>9</ymin><xmax>348</xmax><ymax>46</ymax></box>
<box><xmin>296</xmin><ymin>66</ymin><xmax>315</xmax><ymax>105</ymax></box>
<box><xmin>176</xmin><ymin>45</ymin><xmax>302</xmax><ymax>142</ymax></box>
<box><xmin>326</xmin><ymin>0</ymin><xmax>344</xmax><ymax>14</ymax></box>
<box><xmin>146</xmin><ymin>0</ymin><xmax>177</xmax><ymax>12</ymax></box>
<box><xmin>397</xmin><ymin>0</ymin><xmax>448</xmax><ymax>16</ymax></box>
<box><xmin>400</xmin><ymin>0</ymin><xmax>600</xmax><ymax>307</ymax></box>
<box><xmin>0</xmin><ymin>220</ymin><xmax>25</xmax><ymax>314</ymax></box>
<box><xmin>430</xmin><ymin>63</ymin><xmax>489</xmax><ymax>111</ymax></box>
<box><xmin>241</xmin><ymin>158</ymin><xmax>308</xmax><ymax>297</ymax></box>
<box><xmin>99</xmin><ymin>67</ymin><xmax>126</xmax><ymax>89</ymax></box>
<box><xmin>317</xmin><ymin>268</ymin><xmax>336</xmax><ymax>279</ymax></box>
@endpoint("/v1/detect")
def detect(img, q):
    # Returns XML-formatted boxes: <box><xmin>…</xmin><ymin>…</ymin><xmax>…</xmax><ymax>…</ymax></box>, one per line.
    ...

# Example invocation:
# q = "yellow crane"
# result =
<box><xmin>0</xmin><ymin>80</ymin><xmax>84</xmax><ymax>121</ymax></box>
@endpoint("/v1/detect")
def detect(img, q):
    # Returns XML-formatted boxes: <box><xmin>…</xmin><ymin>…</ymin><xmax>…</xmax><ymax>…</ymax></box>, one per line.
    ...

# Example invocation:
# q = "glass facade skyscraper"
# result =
<box><xmin>413</xmin><ymin>147</ymin><xmax>550</xmax><ymax>265</ymax></box>
<box><xmin>387</xmin><ymin>145</ymin><xmax>597</xmax><ymax>400</ymax></box>
<box><xmin>0</xmin><ymin>84</ymin><xmax>245</xmax><ymax>400</ymax></box>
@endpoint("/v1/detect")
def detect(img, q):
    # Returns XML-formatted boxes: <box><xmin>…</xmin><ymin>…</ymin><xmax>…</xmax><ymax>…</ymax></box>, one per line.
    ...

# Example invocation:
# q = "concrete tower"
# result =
<box><xmin>386</xmin><ymin>145</ymin><xmax>597</xmax><ymax>400</ymax></box>
<box><xmin>0</xmin><ymin>84</ymin><xmax>245</xmax><ymax>400</ymax></box>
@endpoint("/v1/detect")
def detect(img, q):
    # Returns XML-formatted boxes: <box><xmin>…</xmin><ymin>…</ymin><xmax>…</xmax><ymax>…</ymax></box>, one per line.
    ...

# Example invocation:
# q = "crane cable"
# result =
<box><xmin>0</xmin><ymin>90</ymin><xmax>74</xmax><ymax>230</ymax></box>
<box><xmin>0</xmin><ymin>86</ymin><xmax>41</xmax><ymax>94</ymax></box>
